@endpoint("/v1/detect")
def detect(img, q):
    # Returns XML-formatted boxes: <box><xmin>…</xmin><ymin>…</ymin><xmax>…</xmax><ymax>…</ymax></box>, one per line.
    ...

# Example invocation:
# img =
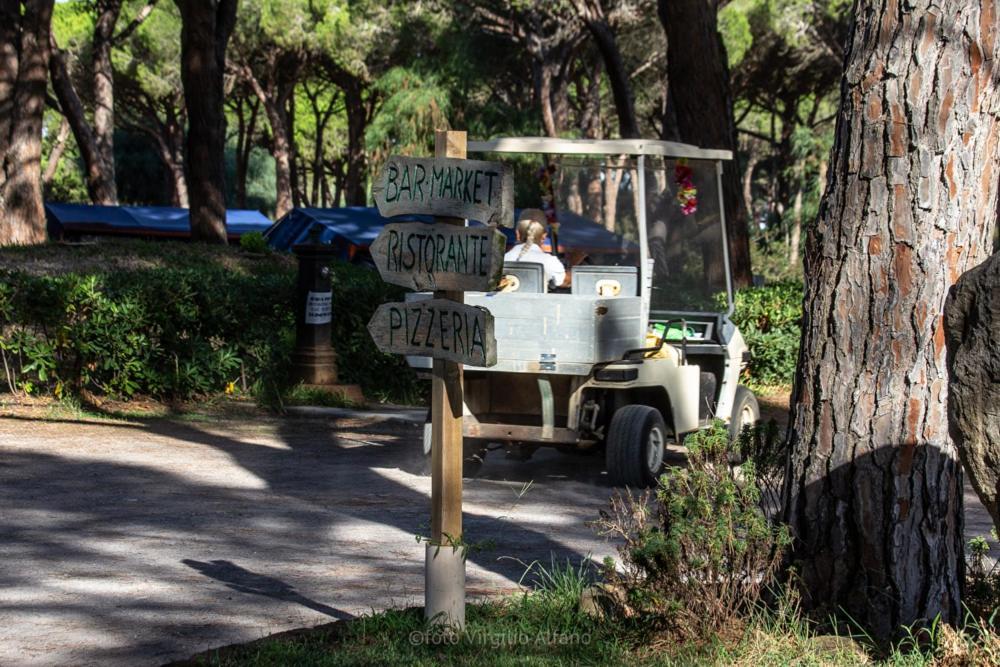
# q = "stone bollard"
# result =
<box><xmin>945</xmin><ymin>250</ymin><xmax>1000</xmax><ymax>534</ymax></box>
<box><xmin>290</xmin><ymin>242</ymin><xmax>364</xmax><ymax>404</ymax></box>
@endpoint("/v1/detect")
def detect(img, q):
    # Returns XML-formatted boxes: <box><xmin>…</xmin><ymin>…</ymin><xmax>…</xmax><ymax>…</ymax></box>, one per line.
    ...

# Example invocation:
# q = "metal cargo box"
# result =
<box><xmin>406</xmin><ymin>292</ymin><xmax>643</xmax><ymax>375</ymax></box>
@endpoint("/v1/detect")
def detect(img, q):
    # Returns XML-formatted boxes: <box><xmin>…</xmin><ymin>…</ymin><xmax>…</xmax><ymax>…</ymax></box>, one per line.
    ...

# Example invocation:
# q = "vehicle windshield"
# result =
<box><xmin>483</xmin><ymin>152</ymin><xmax>731</xmax><ymax>313</ymax></box>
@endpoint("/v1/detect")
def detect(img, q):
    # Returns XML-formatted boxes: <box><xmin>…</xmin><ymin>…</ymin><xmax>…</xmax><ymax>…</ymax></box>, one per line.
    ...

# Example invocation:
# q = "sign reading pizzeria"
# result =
<box><xmin>367</xmin><ymin>298</ymin><xmax>496</xmax><ymax>367</ymax></box>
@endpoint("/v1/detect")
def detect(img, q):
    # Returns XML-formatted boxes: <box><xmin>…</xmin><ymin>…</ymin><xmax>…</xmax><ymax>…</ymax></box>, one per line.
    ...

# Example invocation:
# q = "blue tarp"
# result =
<box><xmin>264</xmin><ymin>207</ymin><xmax>433</xmax><ymax>256</ymax></box>
<box><xmin>45</xmin><ymin>203</ymin><xmax>272</xmax><ymax>240</ymax></box>
<box><xmin>266</xmin><ymin>206</ymin><xmax>632</xmax><ymax>259</ymax></box>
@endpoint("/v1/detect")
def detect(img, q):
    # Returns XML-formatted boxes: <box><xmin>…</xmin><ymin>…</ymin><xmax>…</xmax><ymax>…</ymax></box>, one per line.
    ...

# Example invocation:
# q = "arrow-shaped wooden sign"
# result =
<box><xmin>367</xmin><ymin>298</ymin><xmax>497</xmax><ymax>367</ymax></box>
<box><xmin>372</xmin><ymin>155</ymin><xmax>514</xmax><ymax>227</ymax></box>
<box><xmin>369</xmin><ymin>222</ymin><xmax>507</xmax><ymax>292</ymax></box>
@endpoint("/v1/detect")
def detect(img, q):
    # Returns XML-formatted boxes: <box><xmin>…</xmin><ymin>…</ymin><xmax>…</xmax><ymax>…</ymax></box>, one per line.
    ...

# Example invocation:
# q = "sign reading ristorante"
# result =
<box><xmin>369</xmin><ymin>222</ymin><xmax>506</xmax><ymax>292</ymax></box>
<box><xmin>372</xmin><ymin>155</ymin><xmax>513</xmax><ymax>227</ymax></box>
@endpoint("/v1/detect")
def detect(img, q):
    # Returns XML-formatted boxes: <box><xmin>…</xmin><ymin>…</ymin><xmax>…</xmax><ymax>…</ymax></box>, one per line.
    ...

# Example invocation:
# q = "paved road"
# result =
<box><xmin>0</xmin><ymin>409</ymin><xmax>994</xmax><ymax>666</ymax></box>
<box><xmin>0</xmin><ymin>410</ymin><xmax>616</xmax><ymax>666</ymax></box>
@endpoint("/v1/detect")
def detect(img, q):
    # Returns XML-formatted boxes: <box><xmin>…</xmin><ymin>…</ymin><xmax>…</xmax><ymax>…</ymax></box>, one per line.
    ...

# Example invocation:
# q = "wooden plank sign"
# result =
<box><xmin>369</xmin><ymin>222</ymin><xmax>507</xmax><ymax>292</ymax></box>
<box><xmin>372</xmin><ymin>155</ymin><xmax>514</xmax><ymax>227</ymax></box>
<box><xmin>367</xmin><ymin>298</ymin><xmax>497</xmax><ymax>367</ymax></box>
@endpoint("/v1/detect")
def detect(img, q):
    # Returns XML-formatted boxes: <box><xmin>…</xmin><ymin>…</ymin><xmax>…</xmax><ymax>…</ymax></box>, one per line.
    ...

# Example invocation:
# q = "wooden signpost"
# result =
<box><xmin>369</xmin><ymin>222</ymin><xmax>507</xmax><ymax>292</ymax></box>
<box><xmin>367</xmin><ymin>130</ymin><xmax>509</xmax><ymax>628</ymax></box>
<box><xmin>371</xmin><ymin>155</ymin><xmax>514</xmax><ymax>227</ymax></box>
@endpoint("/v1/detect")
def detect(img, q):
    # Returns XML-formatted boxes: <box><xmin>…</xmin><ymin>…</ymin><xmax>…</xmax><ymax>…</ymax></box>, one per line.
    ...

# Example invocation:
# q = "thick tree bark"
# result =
<box><xmin>946</xmin><ymin>251</ymin><xmax>1000</xmax><ymax>534</ymax></box>
<box><xmin>0</xmin><ymin>0</ymin><xmax>54</xmax><ymax>246</ymax></box>
<box><xmin>175</xmin><ymin>0</ymin><xmax>238</xmax><ymax>243</ymax></box>
<box><xmin>784</xmin><ymin>0</ymin><xmax>1000</xmax><ymax>640</ymax></box>
<box><xmin>659</xmin><ymin>0</ymin><xmax>753</xmax><ymax>288</ymax></box>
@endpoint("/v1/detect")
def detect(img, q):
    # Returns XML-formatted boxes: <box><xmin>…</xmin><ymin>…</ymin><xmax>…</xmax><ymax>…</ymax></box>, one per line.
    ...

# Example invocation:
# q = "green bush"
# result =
<box><xmin>0</xmin><ymin>244</ymin><xmax>424</xmax><ymax>405</ymax></box>
<box><xmin>239</xmin><ymin>231</ymin><xmax>269</xmax><ymax>254</ymax></box>
<box><xmin>727</xmin><ymin>281</ymin><xmax>803</xmax><ymax>388</ymax></box>
<box><xmin>593</xmin><ymin>421</ymin><xmax>791</xmax><ymax>638</ymax></box>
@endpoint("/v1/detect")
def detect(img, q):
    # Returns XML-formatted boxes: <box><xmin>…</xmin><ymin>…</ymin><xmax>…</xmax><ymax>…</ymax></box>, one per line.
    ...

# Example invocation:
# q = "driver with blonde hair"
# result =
<box><xmin>504</xmin><ymin>208</ymin><xmax>567</xmax><ymax>289</ymax></box>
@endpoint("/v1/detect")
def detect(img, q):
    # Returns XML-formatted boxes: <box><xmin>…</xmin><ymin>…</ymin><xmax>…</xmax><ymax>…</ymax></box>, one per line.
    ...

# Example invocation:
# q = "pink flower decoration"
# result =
<box><xmin>674</xmin><ymin>160</ymin><xmax>698</xmax><ymax>216</ymax></box>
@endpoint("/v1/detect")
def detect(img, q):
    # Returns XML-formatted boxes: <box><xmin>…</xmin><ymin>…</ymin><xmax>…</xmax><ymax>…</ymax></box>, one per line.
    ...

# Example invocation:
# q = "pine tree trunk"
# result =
<box><xmin>48</xmin><ymin>38</ymin><xmax>116</xmax><ymax>205</ymax></box>
<box><xmin>0</xmin><ymin>0</ymin><xmax>53</xmax><ymax>247</ymax></box>
<box><xmin>261</xmin><ymin>97</ymin><xmax>293</xmax><ymax>219</ymax></box>
<box><xmin>659</xmin><ymin>0</ymin><xmax>753</xmax><ymax>288</ymax></box>
<box><xmin>175</xmin><ymin>0</ymin><xmax>237</xmax><ymax>244</ymax></box>
<box><xmin>341</xmin><ymin>77</ymin><xmax>368</xmax><ymax>207</ymax></box>
<box><xmin>582</xmin><ymin>16</ymin><xmax>638</xmax><ymax>138</ymax></box>
<box><xmin>42</xmin><ymin>116</ymin><xmax>70</xmax><ymax>185</ymax></box>
<box><xmin>784</xmin><ymin>0</ymin><xmax>1000</xmax><ymax>640</ymax></box>
<box><xmin>92</xmin><ymin>0</ymin><xmax>121</xmax><ymax>204</ymax></box>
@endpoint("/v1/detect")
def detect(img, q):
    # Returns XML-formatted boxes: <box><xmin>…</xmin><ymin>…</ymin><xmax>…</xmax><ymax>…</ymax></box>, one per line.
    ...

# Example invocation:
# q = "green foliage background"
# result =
<box><xmin>726</xmin><ymin>282</ymin><xmax>803</xmax><ymax>388</ymax></box>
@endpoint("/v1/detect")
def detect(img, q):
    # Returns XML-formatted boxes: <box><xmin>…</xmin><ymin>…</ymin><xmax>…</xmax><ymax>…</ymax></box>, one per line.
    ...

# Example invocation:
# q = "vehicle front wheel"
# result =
<box><xmin>728</xmin><ymin>386</ymin><xmax>760</xmax><ymax>461</ymax></box>
<box><xmin>605</xmin><ymin>405</ymin><xmax>667</xmax><ymax>488</ymax></box>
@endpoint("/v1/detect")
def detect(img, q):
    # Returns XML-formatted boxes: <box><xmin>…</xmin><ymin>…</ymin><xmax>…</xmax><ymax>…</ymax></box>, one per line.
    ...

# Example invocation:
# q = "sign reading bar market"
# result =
<box><xmin>367</xmin><ymin>298</ymin><xmax>497</xmax><ymax>367</ymax></box>
<box><xmin>370</xmin><ymin>222</ymin><xmax>506</xmax><ymax>292</ymax></box>
<box><xmin>372</xmin><ymin>155</ymin><xmax>514</xmax><ymax>227</ymax></box>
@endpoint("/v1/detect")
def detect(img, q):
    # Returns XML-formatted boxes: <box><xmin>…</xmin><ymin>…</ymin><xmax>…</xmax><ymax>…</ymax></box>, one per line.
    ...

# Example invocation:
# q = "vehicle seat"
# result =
<box><xmin>499</xmin><ymin>261</ymin><xmax>546</xmax><ymax>293</ymax></box>
<box><xmin>571</xmin><ymin>265</ymin><xmax>638</xmax><ymax>297</ymax></box>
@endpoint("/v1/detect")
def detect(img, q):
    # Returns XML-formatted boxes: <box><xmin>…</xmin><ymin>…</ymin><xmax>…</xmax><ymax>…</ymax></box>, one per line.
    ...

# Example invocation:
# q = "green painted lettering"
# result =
<box><xmin>385</xmin><ymin>163</ymin><xmax>399</xmax><ymax>202</ymax></box>
<box><xmin>409</xmin><ymin>307</ymin><xmax>423</xmax><ymax>346</ymax></box>
<box><xmin>399</xmin><ymin>164</ymin><xmax>412</xmax><ymax>201</ymax></box>
<box><xmin>414</xmin><ymin>164</ymin><xmax>426</xmax><ymax>201</ymax></box>
<box><xmin>389</xmin><ymin>307</ymin><xmax>402</xmax><ymax>346</ymax></box>
<box><xmin>424</xmin><ymin>307</ymin><xmax>436</xmax><ymax>348</ymax></box>
<box><xmin>471</xmin><ymin>316</ymin><xmax>486</xmax><ymax>364</ymax></box>
<box><xmin>452</xmin><ymin>312</ymin><xmax>464</xmax><ymax>354</ymax></box>
<box><xmin>485</xmin><ymin>171</ymin><xmax>498</xmax><ymax>205</ymax></box>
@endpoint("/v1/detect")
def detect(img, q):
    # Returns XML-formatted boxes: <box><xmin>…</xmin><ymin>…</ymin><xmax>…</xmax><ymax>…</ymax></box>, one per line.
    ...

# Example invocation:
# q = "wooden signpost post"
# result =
<box><xmin>368</xmin><ymin>130</ymin><xmax>508</xmax><ymax>628</ymax></box>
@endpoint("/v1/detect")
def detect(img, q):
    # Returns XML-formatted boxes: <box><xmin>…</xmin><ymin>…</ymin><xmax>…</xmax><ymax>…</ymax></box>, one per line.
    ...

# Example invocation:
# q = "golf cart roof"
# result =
<box><xmin>468</xmin><ymin>137</ymin><xmax>732</xmax><ymax>161</ymax></box>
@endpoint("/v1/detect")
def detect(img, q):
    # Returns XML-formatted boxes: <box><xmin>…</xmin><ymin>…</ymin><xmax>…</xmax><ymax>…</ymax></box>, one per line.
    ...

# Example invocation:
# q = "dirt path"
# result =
<box><xmin>0</xmin><ymin>402</ymin><xmax>994</xmax><ymax>666</ymax></box>
<box><xmin>0</xmin><ymin>410</ymin><xmax>615</xmax><ymax>666</ymax></box>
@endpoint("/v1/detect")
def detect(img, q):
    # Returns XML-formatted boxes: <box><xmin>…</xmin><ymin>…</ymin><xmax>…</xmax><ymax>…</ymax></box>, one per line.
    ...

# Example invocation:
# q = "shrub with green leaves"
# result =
<box><xmin>593</xmin><ymin>420</ymin><xmax>791</xmax><ymax>638</ymax></box>
<box><xmin>726</xmin><ymin>281</ymin><xmax>803</xmax><ymax>388</ymax></box>
<box><xmin>239</xmin><ymin>231</ymin><xmax>269</xmax><ymax>254</ymax></box>
<box><xmin>0</xmin><ymin>242</ymin><xmax>425</xmax><ymax>405</ymax></box>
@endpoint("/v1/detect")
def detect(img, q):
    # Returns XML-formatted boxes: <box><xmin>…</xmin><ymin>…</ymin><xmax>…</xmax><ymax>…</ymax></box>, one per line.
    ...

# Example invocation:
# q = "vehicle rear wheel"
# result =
<box><xmin>728</xmin><ymin>386</ymin><xmax>760</xmax><ymax>461</ymax></box>
<box><xmin>606</xmin><ymin>405</ymin><xmax>667</xmax><ymax>488</ymax></box>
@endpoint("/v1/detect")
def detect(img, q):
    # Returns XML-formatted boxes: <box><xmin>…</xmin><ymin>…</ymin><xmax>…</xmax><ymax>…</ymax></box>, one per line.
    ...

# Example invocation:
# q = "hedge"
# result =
<box><xmin>0</xmin><ymin>241</ymin><xmax>804</xmax><ymax>402</ymax></box>
<box><xmin>0</xmin><ymin>243</ymin><xmax>424</xmax><ymax>405</ymax></box>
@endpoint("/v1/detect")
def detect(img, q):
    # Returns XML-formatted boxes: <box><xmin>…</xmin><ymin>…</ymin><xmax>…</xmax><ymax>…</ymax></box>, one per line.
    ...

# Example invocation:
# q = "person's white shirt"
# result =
<box><xmin>504</xmin><ymin>243</ymin><xmax>566</xmax><ymax>288</ymax></box>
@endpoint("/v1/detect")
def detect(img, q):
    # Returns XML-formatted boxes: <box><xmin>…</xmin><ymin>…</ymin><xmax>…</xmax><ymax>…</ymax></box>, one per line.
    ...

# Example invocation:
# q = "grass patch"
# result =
<box><xmin>174</xmin><ymin>590</ymin><xmax>993</xmax><ymax>666</ymax></box>
<box><xmin>283</xmin><ymin>384</ymin><xmax>365</xmax><ymax>409</ymax></box>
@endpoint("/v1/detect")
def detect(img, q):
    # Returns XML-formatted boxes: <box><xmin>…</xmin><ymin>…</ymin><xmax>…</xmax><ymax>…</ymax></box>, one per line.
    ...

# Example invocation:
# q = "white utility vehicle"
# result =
<box><xmin>411</xmin><ymin>137</ymin><xmax>758</xmax><ymax>487</ymax></box>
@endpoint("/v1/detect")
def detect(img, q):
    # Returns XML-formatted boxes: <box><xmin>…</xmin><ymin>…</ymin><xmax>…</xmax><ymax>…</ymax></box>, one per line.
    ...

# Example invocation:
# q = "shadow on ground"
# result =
<box><xmin>0</xmin><ymin>408</ymin><xmax>615</xmax><ymax>666</ymax></box>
